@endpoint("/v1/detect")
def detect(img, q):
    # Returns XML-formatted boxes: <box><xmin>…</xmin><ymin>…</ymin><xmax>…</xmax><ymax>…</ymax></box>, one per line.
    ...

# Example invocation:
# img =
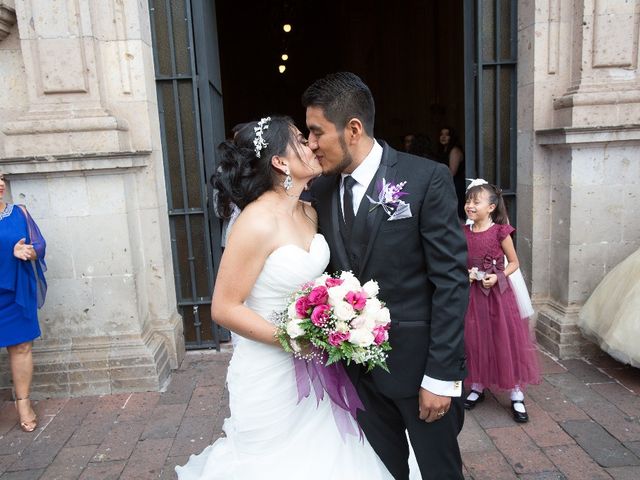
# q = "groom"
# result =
<box><xmin>304</xmin><ymin>72</ymin><xmax>468</xmax><ymax>479</ymax></box>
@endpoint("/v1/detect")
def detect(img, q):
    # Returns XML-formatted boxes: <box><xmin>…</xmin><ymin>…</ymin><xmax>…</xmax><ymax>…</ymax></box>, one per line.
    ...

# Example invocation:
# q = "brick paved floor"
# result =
<box><xmin>0</xmin><ymin>348</ymin><xmax>638</xmax><ymax>479</ymax></box>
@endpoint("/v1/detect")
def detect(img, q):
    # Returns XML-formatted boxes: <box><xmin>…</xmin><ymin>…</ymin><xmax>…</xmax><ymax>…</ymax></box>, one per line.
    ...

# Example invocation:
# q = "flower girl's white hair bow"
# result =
<box><xmin>466</xmin><ymin>178</ymin><xmax>489</xmax><ymax>192</ymax></box>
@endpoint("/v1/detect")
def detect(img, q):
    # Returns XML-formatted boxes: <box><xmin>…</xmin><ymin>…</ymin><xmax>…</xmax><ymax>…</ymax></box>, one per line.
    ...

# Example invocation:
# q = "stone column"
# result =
<box><xmin>532</xmin><ymin>0</ymin><xmax>640</xmax><ymax>357</ymax></box>
<box><xmin>2</xmin><ymin>0</ymin><xmax>132</xmax><ymax>156</ymax></box>
<box><xmin>0</xmin><ymin>0</ymin><xmax>183</xmax><ymax>396</ymax></box>
<box><xmin>0</xmin><ymin>1</ymin><xmax>16</xmax><ymax>41</ymax></box>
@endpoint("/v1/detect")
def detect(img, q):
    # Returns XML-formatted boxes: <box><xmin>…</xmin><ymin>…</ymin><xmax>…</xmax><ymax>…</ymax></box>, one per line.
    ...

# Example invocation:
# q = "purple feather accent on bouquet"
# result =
<box><xmin>293</xmin><ymin>355</ymin><xmax>364</xmax><ymax>442</ymax></box>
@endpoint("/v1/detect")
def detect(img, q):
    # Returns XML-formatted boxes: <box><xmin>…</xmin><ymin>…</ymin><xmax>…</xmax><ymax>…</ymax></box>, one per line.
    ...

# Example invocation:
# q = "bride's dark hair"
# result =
<box><xmin>213</xmin><ymin>116</ymin><xmax>299</xmax><ymax>217</ymax></box>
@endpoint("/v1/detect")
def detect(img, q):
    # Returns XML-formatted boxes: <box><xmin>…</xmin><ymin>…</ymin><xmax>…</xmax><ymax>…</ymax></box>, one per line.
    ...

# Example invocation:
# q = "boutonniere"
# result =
<box><xmin>366</xmin><ymin>178</ymin><xmax>412</xmax><ymax>221</ymax></box>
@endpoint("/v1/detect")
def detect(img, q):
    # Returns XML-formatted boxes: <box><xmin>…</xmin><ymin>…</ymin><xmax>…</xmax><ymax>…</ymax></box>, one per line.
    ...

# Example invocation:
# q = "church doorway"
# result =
<box><xmin>217</xmin><ymin>0</ymin><xmax>465</xmax><ymax>154</ymax></box>
<box><xmin>148</xmin><ymin>0</ymin><xmax>517</xmax><ymax>349</ymax></box>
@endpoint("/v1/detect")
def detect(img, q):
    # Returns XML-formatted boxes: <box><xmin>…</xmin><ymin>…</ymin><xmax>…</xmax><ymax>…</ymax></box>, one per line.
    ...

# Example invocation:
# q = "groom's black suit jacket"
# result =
<box><xmin>311</xmin><ymin>142</ymin><xmax>468</xmax><ymax>399</ymax></box>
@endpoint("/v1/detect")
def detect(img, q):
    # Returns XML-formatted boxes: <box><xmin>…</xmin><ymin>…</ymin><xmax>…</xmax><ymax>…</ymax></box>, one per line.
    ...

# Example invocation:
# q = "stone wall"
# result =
<box><xmin>519</xmin><ymin>0</ymin><xmax>640</xmax><ymax>358</ymax></box>
<box><xmin>0</xmin><ymin>0</ymin><xmax>183</xmax><ymax>396</ymax></box>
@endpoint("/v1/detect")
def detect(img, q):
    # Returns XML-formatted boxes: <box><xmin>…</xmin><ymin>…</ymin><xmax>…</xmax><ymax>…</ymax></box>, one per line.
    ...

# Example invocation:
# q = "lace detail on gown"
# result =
<box><xmin>175</xmin><ymin>234</ymin><xmax>395</xmax><ymax>480</ymax></box>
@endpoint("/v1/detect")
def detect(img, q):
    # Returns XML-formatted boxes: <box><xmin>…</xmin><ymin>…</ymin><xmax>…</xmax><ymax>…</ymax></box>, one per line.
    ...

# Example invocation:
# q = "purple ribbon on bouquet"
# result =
<box><xmin>293</xmin><ymin>354</ymin><xmax>364</xmax><ymax>442</ymax></box>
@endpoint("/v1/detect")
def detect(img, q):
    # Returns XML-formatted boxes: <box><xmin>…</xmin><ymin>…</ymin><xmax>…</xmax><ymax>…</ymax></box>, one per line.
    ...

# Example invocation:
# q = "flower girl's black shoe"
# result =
<box><xmin>464</xmin><ymin>390</ymin><xmax>485</xmax><ymax>410</ymax></box>
<box><xmin>511</xmin><ymin>400</ymin><xmax>529</xmax><ymax>423</ymax></box>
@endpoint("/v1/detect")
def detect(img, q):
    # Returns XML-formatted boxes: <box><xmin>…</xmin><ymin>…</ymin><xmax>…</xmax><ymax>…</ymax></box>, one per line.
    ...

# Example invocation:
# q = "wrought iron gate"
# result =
<box><xmin>464</xmin><ymin>0</ymin><xmax>518</xmax><ymax>223</ymax></box>
<box><xmin>149</xmin><ymin>0</ymin><xmax>228</xmax><ymax>349</ymax></box>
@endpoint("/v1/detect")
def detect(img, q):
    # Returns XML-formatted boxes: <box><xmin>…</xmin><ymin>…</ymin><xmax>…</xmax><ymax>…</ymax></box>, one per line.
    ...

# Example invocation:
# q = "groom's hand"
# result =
<box><xmin>418</xmin><ymin>388</ymin><xmax>452</xmax><ymax>423</ymax></box>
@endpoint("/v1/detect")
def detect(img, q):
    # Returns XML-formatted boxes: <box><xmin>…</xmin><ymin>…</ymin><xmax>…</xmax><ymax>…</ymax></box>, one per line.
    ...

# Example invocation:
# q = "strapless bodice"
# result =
<box><xmin>244</xmin><ymin>234</ymin><xmax>330</xmax><ymax>322</ymax></box>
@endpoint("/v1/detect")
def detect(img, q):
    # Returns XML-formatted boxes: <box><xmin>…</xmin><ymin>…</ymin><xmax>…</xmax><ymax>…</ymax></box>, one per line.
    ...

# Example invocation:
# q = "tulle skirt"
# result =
<box><xmin>578</xmin><ymin>247</ymin><xmax>640</xmax><ymax>367</ymax></box>
<box><xmin>464</xmin><ymin>282</ymin><xmax>540</xmax><ymax>391</ymax></box>
<box><xmin>508</xmin><ymin>268</ymin><xmax>535</xmax><ymax>319</ymax></box>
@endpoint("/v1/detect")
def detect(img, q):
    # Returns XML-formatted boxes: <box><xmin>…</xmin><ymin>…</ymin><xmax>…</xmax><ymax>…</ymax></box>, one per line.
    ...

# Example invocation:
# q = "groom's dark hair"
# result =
<box><xmin>302</xmin><ymin>72</ymin><xmax>375</xmax><ymax>136</ymax></box>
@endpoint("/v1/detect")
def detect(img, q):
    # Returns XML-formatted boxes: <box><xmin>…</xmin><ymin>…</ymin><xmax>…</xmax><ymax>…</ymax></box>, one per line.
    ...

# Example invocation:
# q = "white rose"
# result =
<box><xmin>335</xmin><ymin>320</ymin><xmax>350</xmax><ymax>333</ymax></box>
<box><xmin>353</xmin><ymin>311</ymin><xmax>376</xmax><ymax>330</ymax></box>
<box><xmin>287</xmin><ymin>303</ymin><xmax>299</xmax><ymax>320</ymax></box>
<box><xmin>340</xmin><ymin>271</ymin><xmax>356</xmax><ymax>281</ymax></box>
<box><xmin>328</xmin><ymin>285</ymin><xmax>349</xmax><ymax>305</ymax></box>
<box><xmin>333</xmin><ymin>301</ymin><xmax>356</xmax><ymax>322</ymax></box>
<box><xmin>362</xmin><ymin>313</ymin><xmax>377</xmax><ymax>330</ymax></box>
<box><xmin>375</xmin><ymin>307</ymin><xmax>391</xmax><ymax>326</ymax></box>
<box><xmin>286</xmin><ymin>319</ymin><xmax>305</xmax><ymax>338</ymax></box>
<box><xmin>314</xmin><ymin>274</ymin><xmax>330</xmax><ymax>287</ymax></box>
<box><xmin>362</xmin><ymin>280</ymin><xmax>380</xmax><ymax>298</ymax></box>
<box><xmin>350</xmin><ymin>314</ymin><xmax>366</xmax><ymax>329</ymax></box>
<box><xmin>362</xmin><ymin>297</ymin><xmax>382</xmax><ymax>315</ymax></box>
<box><xmin>340</xmin><ymin>271</ymin><xmax>362</xmax><ymax>291</ymax></box>
<box><xmin>349</xmin><ymin>328</ymin><xmax>375</xmax><ymax>347</ymax></box>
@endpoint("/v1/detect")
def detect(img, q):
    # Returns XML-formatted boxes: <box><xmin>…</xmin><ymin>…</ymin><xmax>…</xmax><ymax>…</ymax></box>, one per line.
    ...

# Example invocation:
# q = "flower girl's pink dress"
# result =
<box><xmin>464</xmin><ymin>224</ymin><xmax>540</xmax><ymax>390</ymax></box>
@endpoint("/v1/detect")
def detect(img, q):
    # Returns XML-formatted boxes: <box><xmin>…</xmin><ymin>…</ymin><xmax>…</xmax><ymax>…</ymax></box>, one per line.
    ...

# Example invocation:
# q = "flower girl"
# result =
<box><xmin>463</xmin><ymin>179</ymin><xmax>540</xmax><ymax>422</ymax></box>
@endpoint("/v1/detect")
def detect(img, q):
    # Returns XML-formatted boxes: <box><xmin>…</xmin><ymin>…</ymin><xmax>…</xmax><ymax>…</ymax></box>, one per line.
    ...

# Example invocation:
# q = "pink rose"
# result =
<box><xmin>345</xmin><ymin>291</ymin><xmax>367</xmax><ymax>311</ymax></box>
<box><xmin>307</xmin><ymin>286</ymin><xmax>329</xmax><ymax>306</ymax></box>
<box><xmin>295</xmin><ymin>296</ymin><xmax>311</xmax><ymax>318</ymax></box>
<box><xmin>311</xmin><ymin>304</ymin><xmax>331</xmax><ymax>327</ymax></box>
<box><xmin>325</xmin><ymin>277</ymin><xmax>344</xmax><ymax>288</ymax></box>
<box><xmin>373</xmin><ymin>325</ymin><xmax>389</xmax><ymax>345</ymax></box>
<box><xmin>328</xmin><ymin>331</ymin><xmax>350</xmax><ymax>347</ymax></box>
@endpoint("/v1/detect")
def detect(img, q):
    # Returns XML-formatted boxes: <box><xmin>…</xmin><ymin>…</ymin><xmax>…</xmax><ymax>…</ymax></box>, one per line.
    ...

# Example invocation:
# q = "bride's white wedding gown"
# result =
<box><xmin>176</xmin><ymin>234</ymin><xmax>394</xmax><ymax>479</ymax></box>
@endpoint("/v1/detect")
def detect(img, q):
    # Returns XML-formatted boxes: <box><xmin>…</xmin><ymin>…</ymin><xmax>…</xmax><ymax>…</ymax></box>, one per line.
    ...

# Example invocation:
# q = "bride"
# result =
<box><xmin>175</xmin><ymin>116</ymin><xmax>394</xmax><ymax>479</ymax></box>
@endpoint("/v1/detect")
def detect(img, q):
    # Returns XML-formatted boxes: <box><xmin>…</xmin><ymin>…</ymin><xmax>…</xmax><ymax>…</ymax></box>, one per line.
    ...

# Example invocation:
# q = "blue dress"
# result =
<box><xmin>0</xmin><ymin>204</ymin><xmax>45</xmax><ymax>347</ymax></box>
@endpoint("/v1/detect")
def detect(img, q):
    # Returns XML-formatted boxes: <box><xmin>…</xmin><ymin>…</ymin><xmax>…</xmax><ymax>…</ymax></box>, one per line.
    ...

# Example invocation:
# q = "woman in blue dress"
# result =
<box><xmin>0</xmin><ymin>172</ymin><xmax>47</xmax><ymax>432</ymax></box>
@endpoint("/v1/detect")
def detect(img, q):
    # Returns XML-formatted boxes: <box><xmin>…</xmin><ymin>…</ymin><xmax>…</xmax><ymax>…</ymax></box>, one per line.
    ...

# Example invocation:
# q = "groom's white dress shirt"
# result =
<box><xmin>340</xmin><ymin>140</ymin><xmax>462</xmax><ymax>398</ymax></box>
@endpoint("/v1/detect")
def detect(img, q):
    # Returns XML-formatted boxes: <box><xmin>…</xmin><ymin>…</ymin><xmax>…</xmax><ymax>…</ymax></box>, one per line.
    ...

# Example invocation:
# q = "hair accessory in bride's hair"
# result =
<box><xmin>466</xmin><ymin>178</ymin><xmax>488</xmax><ymax>192</ymax></box>
<box><xmin>253</xmin><ymin>117</ymin><xmax>271</xmax><ymax>158</ymax></box>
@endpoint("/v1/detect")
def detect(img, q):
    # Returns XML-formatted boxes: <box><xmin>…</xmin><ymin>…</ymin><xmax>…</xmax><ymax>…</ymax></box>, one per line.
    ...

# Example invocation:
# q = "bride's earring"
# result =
<box><xmin>283</xmin><ymin>169</ymin><xmax>293</xmax><ymax>191</ymax></box>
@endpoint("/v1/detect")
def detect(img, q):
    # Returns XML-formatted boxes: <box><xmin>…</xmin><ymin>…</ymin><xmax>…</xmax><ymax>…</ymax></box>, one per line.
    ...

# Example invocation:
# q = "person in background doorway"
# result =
<box><xmin>403</xmin><ymin>133</ymin><xmax>415</xmax><ymax>153</ymax></box>
<box><xmin>437</xmin><ymin>126</ymin><xmax>465</xmax><ymax>219</ymax></box>
<box><xmin>407</xmin><ymin>133</ymin><xmax>435</xmax><ymax>160</ymax></box>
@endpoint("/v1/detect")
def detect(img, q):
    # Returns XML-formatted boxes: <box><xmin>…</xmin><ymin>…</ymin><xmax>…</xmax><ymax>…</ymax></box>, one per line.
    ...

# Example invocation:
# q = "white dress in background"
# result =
<box><xmin>175</xmin><ymin>234</ymin><xmax>397</xmax><ymax>479</ymax></box>
<box><xmin>578</xmin><ymin>247</ymin><xmax>640</xmax><ymax>367</ymax></box>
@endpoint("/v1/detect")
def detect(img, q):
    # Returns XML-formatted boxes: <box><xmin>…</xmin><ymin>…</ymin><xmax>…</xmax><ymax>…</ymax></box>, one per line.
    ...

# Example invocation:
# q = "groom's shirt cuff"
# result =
<box><xmin>421</xmin><ymin>375</ymin><xmax>462</xmax><ymax>397</ymax></box>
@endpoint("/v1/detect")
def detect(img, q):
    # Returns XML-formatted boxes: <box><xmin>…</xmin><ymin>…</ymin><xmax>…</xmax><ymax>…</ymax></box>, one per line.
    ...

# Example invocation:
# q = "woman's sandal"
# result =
<box><xmin>14</xmin><ymin>396</ymin><xmax>37</xmax><ymax>432</ymax></box>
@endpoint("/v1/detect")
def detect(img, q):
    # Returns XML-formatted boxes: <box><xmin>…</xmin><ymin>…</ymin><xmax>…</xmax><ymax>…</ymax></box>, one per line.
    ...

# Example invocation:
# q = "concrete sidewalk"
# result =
<box><xmin>0</xmin><ymin>348</ymin><xmax>638</xmax><ymax>479</ymax></box>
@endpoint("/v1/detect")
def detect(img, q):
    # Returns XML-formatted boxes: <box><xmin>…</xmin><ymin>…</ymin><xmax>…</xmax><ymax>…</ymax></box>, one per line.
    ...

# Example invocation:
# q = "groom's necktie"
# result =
<box><xmin>342</xmin><ymin>175</ymin><xmax>356</xmax><ymax>237</ymax></box>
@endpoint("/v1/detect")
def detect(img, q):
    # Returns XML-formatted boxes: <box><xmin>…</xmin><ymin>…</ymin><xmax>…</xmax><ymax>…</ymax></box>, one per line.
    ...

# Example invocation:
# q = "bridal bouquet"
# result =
<box><xmin>275</xmin><ymin>271</ymin><xmax>392</xmax><ymax>372</ymax></box>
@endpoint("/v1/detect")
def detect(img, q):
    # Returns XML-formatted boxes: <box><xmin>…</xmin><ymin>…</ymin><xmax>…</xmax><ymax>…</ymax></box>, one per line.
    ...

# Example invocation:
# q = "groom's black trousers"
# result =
<box><xmin>356</xmin><ymin>374</ymin><xmax>465</xmax><ymax>480</ymax></box>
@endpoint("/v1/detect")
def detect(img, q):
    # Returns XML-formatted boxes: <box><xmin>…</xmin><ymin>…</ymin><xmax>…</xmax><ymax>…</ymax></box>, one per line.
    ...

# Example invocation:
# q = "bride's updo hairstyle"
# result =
<box><xmin>213</xmin><ymin>116</ymin><xmax>299</xmax><ymax>217</ymax></box>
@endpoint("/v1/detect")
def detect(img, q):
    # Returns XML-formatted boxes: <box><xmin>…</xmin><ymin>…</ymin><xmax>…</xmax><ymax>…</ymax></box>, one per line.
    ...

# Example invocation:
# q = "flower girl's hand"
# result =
<box><xmin>482</xmin><ymin>274</ymin><xmax>498</xmax><ymax>289</ymax></box>
<box><xmin>468</xmin><ymin>268</ymin><xmax>478</xmax><ymax>283</ymax></box>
